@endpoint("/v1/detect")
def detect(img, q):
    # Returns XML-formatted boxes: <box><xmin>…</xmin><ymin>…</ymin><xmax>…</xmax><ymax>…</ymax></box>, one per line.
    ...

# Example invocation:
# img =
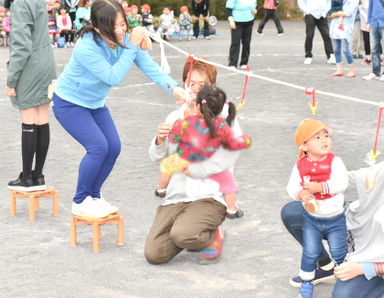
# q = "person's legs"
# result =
<box><xmin>317</xmin><ymin>16</ymin><xmax>334</xmax><ymax>59</ymax></box>
<box><xmin>88</xmin><ymin>106</ymin><xmax>121</xmax><ymax>198</ymax></box>
<box><xmin>239</xmin><ymin>20</ymin><xmax>254</xmax><ymax>66</ymax></box>
<box><xmin>169</xmin><ymin>199</ymin><xmax>226</xmax><ymax>251</ymax></box>
<box><xmin>34</xmin><ymin>103</ymin><xmax>50</xmax><ymax>177</ymax></box>
<box><xmin>300</xmin><ymin>214</ymin><xmax>324</xmax><ymax>280</ymax></box>
<box><xmin>362</xmin><ymin>30</ymin><xmax>371</xmax><ymax>59</ymax></box>
<box><xmin>257</xmin><ymin>9</ymin><xmax>271</xmax><ymax>34</ymax></box>
<box><xmin>324</xmin><ymin>214</ymin><xmax>348</xmax><ymax>265</ymax></box>
<box><xmin>272</xmin><ymin>9</ymin><xmax>284</xmax><ymax>34</ymax></box>
<box><xmin>331</xmin><ymin>39</ymin><xmax>344</xmax><ymax>75</ymax></box>
<box><xmin>370</xmin><ymin>26</ymin><xmax>382</xmax><ymax>76</ymax></box>
<box><xmin>193</xmin><ymin>14</ymin><xmax>200</xmax><ymax>38</ymax></box>
<box><xmin>350</xmin><ymin>20</ymin><xmax>360</xmax><ymax>56</ymax></box>
<box><xmin>333</xmin><ymin>275</ymin><xmax>384</xmax><ymax>298</ymax></box>
<box><xmin>304</xmin><ymin>14</ymin><xmax>316</xmax><ymax>58</ymax></box>
<box><xmin>203</xmin><ymin>16</ymin><xmax>209</xmax><ymax>38</ymax></box>
<box><xmin>144</xmin><ymin>203</ymin><xmax>186</xmax><ymax>264</ymax></box>
<box><xmin>52</xmin><ymin>96</ymin><xmax>110</xmax><ymax>203</ymax></box>
<box><xmin>280</xmin><ymin>201</ymin><xmax>330</xmax><ymax>265</ymax></box>
<box><xmin>341</xmin><ymin>39</ymin><xmax>355</xmax><ymax>77</ymax></box>
<box><xmin>229</xmin><ymin>22</ymin><xmax>243</xmax><ymax>67</ymax></box>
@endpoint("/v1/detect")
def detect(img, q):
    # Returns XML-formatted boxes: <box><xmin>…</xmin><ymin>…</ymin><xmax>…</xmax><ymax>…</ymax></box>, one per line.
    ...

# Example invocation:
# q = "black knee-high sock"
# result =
<box><xmin>21</xmin><ymin>123</ymin><xmax>37</xmax><ymax>179</ymax></box>
<box><xmin>34</xmin><ymin>123</ymin><xmax>50</xmax><ymax>176</ymax></box>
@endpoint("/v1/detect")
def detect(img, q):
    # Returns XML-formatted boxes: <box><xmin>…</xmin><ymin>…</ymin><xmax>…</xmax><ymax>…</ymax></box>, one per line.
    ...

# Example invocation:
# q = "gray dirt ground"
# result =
<box><xmin>0</xmin><ymin>20</ymin><xmax>382</xmax><ymax>297</ymax></box>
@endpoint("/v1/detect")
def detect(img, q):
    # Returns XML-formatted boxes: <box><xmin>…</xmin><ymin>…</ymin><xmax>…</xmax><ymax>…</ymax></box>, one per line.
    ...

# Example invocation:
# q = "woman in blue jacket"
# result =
<box><xmin>53</xmin><ymin>0</ymin><xmax>185</xmax><ymax>218</ymax></box>
<box><xmin>226</xmin><ymin>0</ymin><xmax>257</xmax><ymax>69</ymax></box>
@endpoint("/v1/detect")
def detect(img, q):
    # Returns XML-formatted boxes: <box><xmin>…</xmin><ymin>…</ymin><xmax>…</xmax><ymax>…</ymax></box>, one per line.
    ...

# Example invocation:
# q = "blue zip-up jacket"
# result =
<box><xmin>55</xmin><ymin>32</ymin><xmax>177</xmax><ymax>109</ymax></box>
<box><xmin>226</xmin><ymin>0</ymin><xmax>257</xmax><ymax>23</ymax></box>
<box><xmin>368</xmin><ymin>0</ymin><xmax>384</xmax><ymax>28</ymax></box>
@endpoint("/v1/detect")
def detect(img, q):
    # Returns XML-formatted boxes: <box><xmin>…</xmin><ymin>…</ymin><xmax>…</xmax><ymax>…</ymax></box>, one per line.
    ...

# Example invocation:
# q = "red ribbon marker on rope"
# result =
<box><xmin>237</xmin><ymin>65</ymin><xmax>250</xmax><ymax>110</ymax></box>
<box><xmin>371</xmin><ymin>106</ymin><xmax>384</xmax><ymax>161</ymax></box>
<box><xmin>186</xmin><ymin>55</ymin><xmax>194</xmax><ymax>88</ymax></box>
<box><xmin>305</xmin><ymin>87</ymin><xmax>318</xmax><ymax>115</ymax></box>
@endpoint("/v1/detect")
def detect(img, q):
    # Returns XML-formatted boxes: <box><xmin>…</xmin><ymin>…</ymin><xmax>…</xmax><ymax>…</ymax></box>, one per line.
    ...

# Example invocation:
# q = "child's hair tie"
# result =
<box><xmin>225</xmin><ymin>100</ymin><xmax>229</xmax><ymax>104</ymax></box>
<box><xmin>202</xmin><ymin>99</ymin><xmax>207</xmax><ymax>104</ymax></box>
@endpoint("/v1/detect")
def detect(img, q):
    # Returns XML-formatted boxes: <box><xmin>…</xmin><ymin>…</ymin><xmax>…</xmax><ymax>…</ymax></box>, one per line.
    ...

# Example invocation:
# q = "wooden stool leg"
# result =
<box><xmin>35</xmin><ymin>198</ymin><xmax>40</xmax><ymax>211</ymax></box>
<box><xmin>29</xmin><ymin>195</ymin><xmax>35</xmax><ymax>222</ymax></box>
<box><xmin>118</xmin><ymin>216</ymin><xmax>124</xmax><ymax>246</ymax></box>
<box><xmin>93</xmin><ymin>223</ymin><xmax>100</xmax><ymax>253</ymax></box>
<box><xmin>53</xmin><ymin>190</ymin><xmax>59</xmax><ymax>217</ymax></box>
<box><xmin>10</xmin><ymin>191</ymin><xmax>16</xmax><ymax>216</ymax></box>
<box><xmin>70</xmin><ymin>217</ymin><xmax>77</xmax><ymax>247</ymax></box>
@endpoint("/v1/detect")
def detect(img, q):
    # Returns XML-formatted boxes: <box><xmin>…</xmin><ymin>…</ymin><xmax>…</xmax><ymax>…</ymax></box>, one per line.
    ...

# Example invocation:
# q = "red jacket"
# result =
<box><xmin>263</xmin><ymin>0</ymin><xmax>277</xmax><ymax>10</ymax></box>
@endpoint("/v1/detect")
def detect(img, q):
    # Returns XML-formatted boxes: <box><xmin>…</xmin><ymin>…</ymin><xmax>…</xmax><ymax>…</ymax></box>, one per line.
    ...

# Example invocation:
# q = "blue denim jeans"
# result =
<box><xmin>301</xmin><ymin>212</ymin><xmax>347</xmax><ymax>274</ymax></box>
<box><xmin>370</xmin><ymin>26</ymin><xmax>384</xmax><ymax>76</ymax></box>
<box><xmin>281</xmin><ymin>201</ymin><xmax>330</xmax><ymax>265</ymax></box>
<box><xmin>332</xmin><ymin>39</ymin><xmax>354</xmax><ymax>65</ymax></box>
<box><xmin>333</xmin><ymin>275</ymin><xmax>384</xmax><ymax>298</ymax></box>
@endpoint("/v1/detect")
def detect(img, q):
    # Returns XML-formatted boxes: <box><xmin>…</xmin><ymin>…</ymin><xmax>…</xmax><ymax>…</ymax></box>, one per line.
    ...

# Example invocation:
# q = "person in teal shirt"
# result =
<box><xmin>226</xmin><ymin>0</ymin><xmax>257</xmax><ymax>69</ymax></box>
<box><xmin>75</xmin><ymin>0</ymin><xmax>91</xmax><ymax>32</ymax></box>
<box><xmin>53</xmin><ymin>0</ymin><xmax>186</xmax><ymax>219</ymax></box>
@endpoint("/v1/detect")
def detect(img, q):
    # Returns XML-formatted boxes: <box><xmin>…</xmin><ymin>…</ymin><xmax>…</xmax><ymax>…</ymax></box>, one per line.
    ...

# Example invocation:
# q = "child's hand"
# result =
<box><xmin>297</xmin><ymin>189</ymin><xmax>313</xmax><ymax>202</ymax></box>
<box><xmin>156</xmin><ymin>123</ymin><xmax>172</xmax><ymax>145</ymax></box>
<box><xmin>303</xmin><ymin>182</ymin><xmax>322</xmax><ymax>194</ymax></box>
<box><xmin>334</xmin><ymin>262</ymin><xmax>364</xmax><ymax>281</ymax></box>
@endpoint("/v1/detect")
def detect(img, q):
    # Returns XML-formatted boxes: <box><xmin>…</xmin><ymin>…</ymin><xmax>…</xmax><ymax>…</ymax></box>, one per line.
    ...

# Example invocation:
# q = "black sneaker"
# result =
<box><xmin>289</xmin><ymin>266</ymin><xmax>335</xmax><ymax>288</ymax></box>
<box><xmin>225</xmin><ymin>208</ymin><xmax>245</xmax><ymax>220</ymax></box>
<box><xmin>7</xmin><ymin>173</ymin><xmax>41</xmax><ymax>192</ymax></box>
<box><xmin>32</xmin><ymin>171</ymin><xmax>46</xmax><ymax>190</ymax></box>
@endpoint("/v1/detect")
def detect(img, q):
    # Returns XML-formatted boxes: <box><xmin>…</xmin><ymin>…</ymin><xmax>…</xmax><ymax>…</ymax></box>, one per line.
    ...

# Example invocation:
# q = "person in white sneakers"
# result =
<box><xmin>298</xmin><ymin>0</ymin><xmax>336</xmax><ymax>65</ymax></box>
<box><xmin>362</xmin><ymin>0</ymin><xmax>384</xmax><ymax>81</ymax></box>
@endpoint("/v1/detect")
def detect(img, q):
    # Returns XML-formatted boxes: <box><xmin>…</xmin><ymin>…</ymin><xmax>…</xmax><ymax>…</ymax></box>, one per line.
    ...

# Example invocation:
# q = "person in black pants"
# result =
<box><xmin>192</xmin><ymin>0</ymin><xmax>210</xmax><ymax>39</ymax></box>
<box><xmin>257</xmin><ymin>0</ymin><xmax>284</xmax><ymax>36</ymax></box>
<box><xmin>226</xmin><ymin>0</ymin><xmax>257</xmax><ymax>69</ymax></box>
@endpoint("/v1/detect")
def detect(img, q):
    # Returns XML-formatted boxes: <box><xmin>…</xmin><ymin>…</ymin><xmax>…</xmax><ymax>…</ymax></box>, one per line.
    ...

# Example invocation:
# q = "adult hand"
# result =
<box><xmin>173</xmin><ymin>86</ymin><xmax>187</xmax><ymax>104</ymax></box>
<box><xmin>155</xmin><ymin>123</ymin><xmax>172</xmax><ymax>145</ymax></box>
<box><xmin>203</xmin><ymin>16</ymin><xmax>209</xmax><ymax>22</ymax></box>
<box><xmin>366</xmin><ymin>24</ymin><xmax>370</xmax><ymax>32</ymax></box>
<box><xmin>193</xmin><ymin>16</ymin><xmax>199</xmax><ymax>23</ymax></box>
<box><xmin>303</xmin><ymin>182</ymin><xmax>322</xmax><ymax>194</ymax></box>
<box><xmin>334</xmin><ymin>262</ymin><xmax>364</xmax><ymax>281</ymax></box>
<box><xmin>252</xmin><ymin>9</ymin><xmax>257</xmax><ymax>15</ymax></box>
<box><xmin>129</xmin><ymin>26</ymin><xmax>146</xmax><ymax>46</ymax></box>
<box><xmin>6</xmin><ymin>86</ymin><xmax>16</xmax><ymax>97</ymax></box>
<box><xmin>297</xmin><ymin>189</ymin><xmax>313</xmax><ymax>202</ymax></box>
<box><xmin>228</xmin><ymin>16</ymin><xmax>236</xmax><ymax>29</ymax></box>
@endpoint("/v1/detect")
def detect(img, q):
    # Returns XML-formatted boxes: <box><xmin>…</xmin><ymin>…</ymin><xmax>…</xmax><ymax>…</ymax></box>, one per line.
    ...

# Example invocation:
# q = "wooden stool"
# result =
<box><xmin>10</xmin><ymin>185</ymin><xmax>59</xmax><ymax>222</ymax></box>
<box><xmin>70</xmin><ymin>212</ymin><xmax>124</xmax><ymax>253</ymax></box>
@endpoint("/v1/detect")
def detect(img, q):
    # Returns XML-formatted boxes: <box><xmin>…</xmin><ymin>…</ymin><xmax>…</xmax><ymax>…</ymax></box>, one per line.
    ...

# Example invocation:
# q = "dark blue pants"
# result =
<box><xmin>301</xmin><ymin>212</ymin><xmax>347</xmax><ymax>275</ymax></box>
<box><xmin>333</xmin><ymin>275</ymin><xmax>384</xmax><ymax>298</ymax></box>
<box><xmin>52</xmin><ymin>94</ymin><xmax>121</xmax><ymax>203</ymax></box>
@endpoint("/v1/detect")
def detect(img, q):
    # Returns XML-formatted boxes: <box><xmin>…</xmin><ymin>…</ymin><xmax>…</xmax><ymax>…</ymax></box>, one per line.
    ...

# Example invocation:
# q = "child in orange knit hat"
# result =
<box><xmin>287</xmin><ymin>119</ymin><xmax>349</xmax><ymax>298</ymax></box>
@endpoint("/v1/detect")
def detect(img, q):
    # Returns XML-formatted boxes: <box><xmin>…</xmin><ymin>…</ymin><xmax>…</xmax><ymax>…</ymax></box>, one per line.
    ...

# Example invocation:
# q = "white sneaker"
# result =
<box><xmin>228</xmin><ymin>66</ymin><xmax>237</xmax><ymax>71</ymax></box>
<box><xmin>94</xmin><ymin>196</ymin><xmax>118</xmax><ymax>214</ymax></box>
<box><xmin>380</xmin><ymin>75</ymin><xmax>384</xmax><ymax>82</ymax></box>
<box><xmin>327</xmin><ymin>54</ymin><xmax>336</xmax><ymax>64</ymax></box>
<box><xmin>179</xmin><ymin>37</ymin><xmax>182</xmax><ymax>41</ymax></box>
<box><xmin>363</xmin><ymin>73</ymin><xmax>379</xmax><ymax>80</ymax></box>
<box><xmin>72</xmin><ymin>196</ymin><xmax>111</xmax><ymax>218</ymax></box>
<box><xmin>204</xmin><ymin>36</ymin><xmax>210</xmax><ymax>40</ymax></box>
<box><xmin>256</xmin><ymin>31</ymin><xmax>264</xmax><ymax>36</ymax></box>
<box><xmin>240</xmin><ymin>65</ymin><xmax>248</xmax><ymax>69</ymax></box>
<box><xmin>304</xmin><ymin>58</ymin><xmax>312</xmax><ymax>65</ymax></box>
<box><xmin>277</xmin><ymin>33</ymin><xmax>285</xmax><ymax>37</ymax></box>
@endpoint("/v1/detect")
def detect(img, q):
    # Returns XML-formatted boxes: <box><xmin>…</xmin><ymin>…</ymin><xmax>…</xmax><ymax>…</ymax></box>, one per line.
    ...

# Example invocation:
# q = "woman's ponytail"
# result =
<box><xmin>226</xmin><ymin>101</ymin><xmax>236</xmax><ymax>126</ymax></box>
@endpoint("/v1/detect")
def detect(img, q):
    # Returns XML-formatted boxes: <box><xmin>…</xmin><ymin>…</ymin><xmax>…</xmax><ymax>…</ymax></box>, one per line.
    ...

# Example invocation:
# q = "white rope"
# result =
<box><xmin>146</xmin><ymin>31</ymin><xmax>381</xmax><ymax>108</ymax></box>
